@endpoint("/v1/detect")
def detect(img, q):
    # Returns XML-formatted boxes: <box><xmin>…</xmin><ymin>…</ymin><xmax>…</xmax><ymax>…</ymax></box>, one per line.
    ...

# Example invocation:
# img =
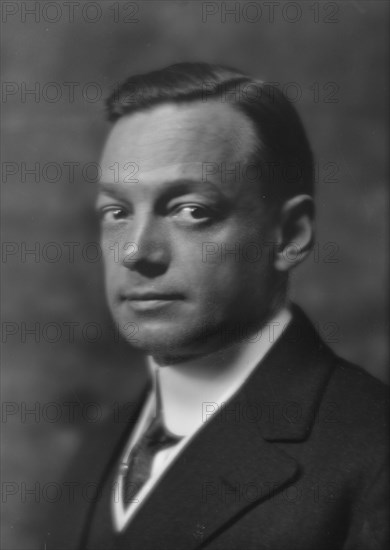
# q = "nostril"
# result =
<box><xmin>121</xmin><ymin>239</ymin><xmax>170</xmax><ymax>275</ymax></box>
<box><xmin>130</xmin><ymin>259</ymin><xmax>168</xmax><ymax>278</ymax></box>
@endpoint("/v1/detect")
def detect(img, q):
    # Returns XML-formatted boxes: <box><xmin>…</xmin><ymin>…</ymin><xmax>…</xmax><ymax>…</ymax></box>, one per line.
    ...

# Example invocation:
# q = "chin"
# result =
<box><xmin>118</xmin><ymin>319</ymin><xmax>195</xmax><ymax>355</ymax></box>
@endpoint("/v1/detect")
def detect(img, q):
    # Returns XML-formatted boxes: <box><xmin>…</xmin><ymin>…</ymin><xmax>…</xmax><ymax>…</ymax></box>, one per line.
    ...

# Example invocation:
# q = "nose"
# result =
<box><xmin>121</xmin><ymin>212</ymin><xmax>171</xmax><ymax>278</ymax></box>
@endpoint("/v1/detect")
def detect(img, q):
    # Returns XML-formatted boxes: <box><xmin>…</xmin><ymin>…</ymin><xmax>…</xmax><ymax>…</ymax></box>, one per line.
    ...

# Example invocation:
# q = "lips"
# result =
<box><xmin>121</xmin><ymin>290</ymin><xmax>184</xmax><ymax>311</ymax></box>
<box><xmin>122</xmin><ymin>291</ymin><xmax>184</xmax><ymax>301</ymax></box>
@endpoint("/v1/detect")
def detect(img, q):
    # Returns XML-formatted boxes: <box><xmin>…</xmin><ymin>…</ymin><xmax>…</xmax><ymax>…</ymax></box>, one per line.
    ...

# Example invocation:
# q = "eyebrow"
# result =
<box><xmin>97</xmin><ymin>182</ymin><xmax>129</xmax><ymax>196</ymax></box>
<box><xmin>97</xmin><ymin>179</ymin><xmax>224</xmax><ymax>200</ymax></box>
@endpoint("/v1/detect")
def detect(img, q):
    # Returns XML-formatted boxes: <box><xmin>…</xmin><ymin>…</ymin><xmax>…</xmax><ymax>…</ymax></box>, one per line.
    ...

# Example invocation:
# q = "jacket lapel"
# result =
<box><xmin>245</xmin><ymin>303</ymin><xmax>336</xmax><ymax>442</ymax></box>
<box><xmin>115</xmin><ymin>305</ymin><xmax>334</xmax><ymax>549</ymax></box>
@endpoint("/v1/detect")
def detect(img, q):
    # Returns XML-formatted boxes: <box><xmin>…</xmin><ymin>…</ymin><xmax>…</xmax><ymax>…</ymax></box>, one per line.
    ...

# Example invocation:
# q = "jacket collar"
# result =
<box><xmin>100</xmin><ymin>305</ymin><xmax>335</xmax><ymax>549</ymax></box>
<box><xmin>245</xmin><ymin>303</ymin><xmax>335</xmax><ymax>441</ymax></box>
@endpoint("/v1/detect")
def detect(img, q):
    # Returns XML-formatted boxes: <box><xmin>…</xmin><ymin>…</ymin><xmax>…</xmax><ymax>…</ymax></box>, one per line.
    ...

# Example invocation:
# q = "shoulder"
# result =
<box><xmin>325</xmin><ymin>355</ymin><xmax>388</xmax><ymax>422</ymax></box>
<box><xmin>315</xmin><ymin>353</ymin><xmax>389</xmax><ymax>465</ymax></box>
<box><xmin>287</xmin><ymin>304</ymin><xmax>388</xmax><ymax>427</ymax></box>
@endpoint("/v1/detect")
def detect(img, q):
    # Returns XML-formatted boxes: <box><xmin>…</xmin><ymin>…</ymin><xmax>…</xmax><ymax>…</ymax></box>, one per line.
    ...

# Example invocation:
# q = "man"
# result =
<box><xmin>48</xmin><ymin>63</ymin><xmax>388</xmax><ymax>549</ymax></box>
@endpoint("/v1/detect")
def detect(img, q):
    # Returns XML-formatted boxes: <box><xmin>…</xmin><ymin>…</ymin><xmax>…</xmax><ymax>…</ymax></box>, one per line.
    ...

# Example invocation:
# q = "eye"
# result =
<box><xmin>171</xmin><ymin>205</ymin><xmax>212</xmax><ymax>224</ymax></box>
<box><xmin>99</xmin><ymin>206</ymin><xmax>128</xmax><ymax>223</ymax></box>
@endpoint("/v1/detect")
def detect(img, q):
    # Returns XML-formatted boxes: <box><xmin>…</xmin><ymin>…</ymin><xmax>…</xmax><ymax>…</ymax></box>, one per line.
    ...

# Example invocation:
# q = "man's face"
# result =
<box><xmin>97</xmin><ymin>100</ymin><xmax>281</xmax><ymax>360</ymax></box>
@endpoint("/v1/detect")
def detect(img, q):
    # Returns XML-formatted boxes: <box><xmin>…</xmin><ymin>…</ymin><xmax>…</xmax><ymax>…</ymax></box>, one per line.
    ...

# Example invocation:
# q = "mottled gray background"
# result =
<box><xmin>1</xmin><ymin>1</ymin><xmax>388</xmax><ymax>548</ymax></box>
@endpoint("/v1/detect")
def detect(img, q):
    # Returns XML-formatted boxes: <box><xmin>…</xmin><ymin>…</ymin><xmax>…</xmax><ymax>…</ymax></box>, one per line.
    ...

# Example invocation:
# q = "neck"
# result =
<box><xmin>148</xmin><ymin>306</ymin><xmax>292</xmax><ymax>435</ymax></box>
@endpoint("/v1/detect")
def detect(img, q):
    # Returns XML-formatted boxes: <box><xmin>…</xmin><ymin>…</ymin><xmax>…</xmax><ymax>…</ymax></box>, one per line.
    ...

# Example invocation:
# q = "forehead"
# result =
<box><xmin>99</xmin><ymin>100</ymin><xmax>257</xmax><ymax>183</ymax></box>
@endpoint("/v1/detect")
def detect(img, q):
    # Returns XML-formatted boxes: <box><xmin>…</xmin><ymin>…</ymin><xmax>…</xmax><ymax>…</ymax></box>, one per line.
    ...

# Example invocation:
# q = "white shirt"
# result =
<box><xmin>112</xmin><ymin>307</ymin><xmax>292</xmax><ymax>532</ymax></box>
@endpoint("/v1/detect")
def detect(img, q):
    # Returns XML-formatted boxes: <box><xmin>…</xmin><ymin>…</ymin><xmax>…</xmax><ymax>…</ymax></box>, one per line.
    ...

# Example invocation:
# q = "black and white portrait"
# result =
<box><xmin>2</xmin><ymin>2</ymin><xmax>388</xmax><ymax>549</ymax></box>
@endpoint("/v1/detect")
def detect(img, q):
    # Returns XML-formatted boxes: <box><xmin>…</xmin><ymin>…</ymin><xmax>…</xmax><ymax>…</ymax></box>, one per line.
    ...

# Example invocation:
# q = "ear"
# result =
<box><xmin>273</xmin><ymin>194</ymin><xmax>315</xmax><ymax>272</ymax></box>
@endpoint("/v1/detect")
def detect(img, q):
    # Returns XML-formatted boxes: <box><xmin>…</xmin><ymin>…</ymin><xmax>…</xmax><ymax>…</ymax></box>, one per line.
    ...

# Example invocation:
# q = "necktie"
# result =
<box><xmin>120</xmin><ymin>375</ymin><xmax>182</xmax><ymax>506</ymax></box>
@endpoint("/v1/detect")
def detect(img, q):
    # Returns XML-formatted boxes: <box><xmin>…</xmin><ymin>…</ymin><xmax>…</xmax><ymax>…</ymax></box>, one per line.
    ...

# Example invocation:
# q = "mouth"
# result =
<box><xmin>121</xmin><ymin>292</ymin><xmax>184</xmax><ymax>312</ymax></box>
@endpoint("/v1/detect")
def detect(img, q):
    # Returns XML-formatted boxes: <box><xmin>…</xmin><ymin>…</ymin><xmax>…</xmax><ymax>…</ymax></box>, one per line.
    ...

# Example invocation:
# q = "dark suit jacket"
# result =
<box><xmin>46</xmin><ymin>305</ymin><xmax>389</xmax><ymax>550</ymax></box>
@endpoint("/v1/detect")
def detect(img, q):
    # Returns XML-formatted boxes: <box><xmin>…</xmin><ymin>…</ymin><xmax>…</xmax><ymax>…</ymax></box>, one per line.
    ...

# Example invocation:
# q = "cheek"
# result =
<box><xmin>101</xmin><ymin>250</ymin><xmax>116</xmax><ymax>278</ymax></box>
<box><xmin>100</xmin><ymin>230</ymin><xmax>124</xmax><ymax>261</ymax></box>
<box><xmin>101</xmin><ymin>249</ymin><xmax>122</xmax><ymax>301</ymax></box>
<box><xmin>186</xmin><ymin>250</ymin><xmax>270</xmax><ymax>308</ymax></box>
<box><xmin>173</xmin><ymin>225</ymin><xmax>272</xmax><ymax>291</ymax></box>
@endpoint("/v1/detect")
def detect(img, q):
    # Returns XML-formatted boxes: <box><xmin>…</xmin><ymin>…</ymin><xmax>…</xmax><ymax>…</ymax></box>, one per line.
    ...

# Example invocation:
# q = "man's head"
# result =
<box><xmin>97</xmin><ymin>63</ymin><xmax>314</xmax><ymax>361</ymax></box>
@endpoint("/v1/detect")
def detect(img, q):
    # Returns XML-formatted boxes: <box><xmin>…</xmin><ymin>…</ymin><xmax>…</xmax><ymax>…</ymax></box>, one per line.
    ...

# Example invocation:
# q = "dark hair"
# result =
<box><xmin>106</xmin><ymin>62</ymin><xmax>314</xmax><ymax>204</ymax></box>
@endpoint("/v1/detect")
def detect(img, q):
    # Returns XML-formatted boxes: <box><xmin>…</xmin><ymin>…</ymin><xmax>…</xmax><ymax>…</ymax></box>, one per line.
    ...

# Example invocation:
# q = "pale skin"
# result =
<box><xmin>97</xmin><ymin>100</ymin><xmax>314</xmax><ymax>363</ymax></box>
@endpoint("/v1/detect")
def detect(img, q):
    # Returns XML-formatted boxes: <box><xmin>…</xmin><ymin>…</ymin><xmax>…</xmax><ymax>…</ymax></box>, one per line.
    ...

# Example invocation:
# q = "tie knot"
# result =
<box><xmin>121</xmin><ymin>411</ymin><xmax>183</xmax><ymax>506</ymax></box>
